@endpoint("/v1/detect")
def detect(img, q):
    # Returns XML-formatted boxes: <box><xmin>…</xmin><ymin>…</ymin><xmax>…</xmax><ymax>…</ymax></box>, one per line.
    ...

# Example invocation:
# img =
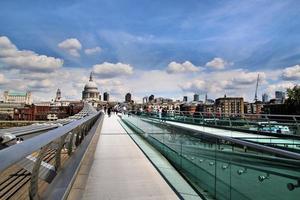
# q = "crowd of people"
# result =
<box><xmin>101</xmin><ymin>104</ymin><xmax>170</xmax><ymax>122</ymax></box>
<box><xmin>102</xmin><ymin>105</ymin><xmax>127</xmax><ymax>117</ymax></box>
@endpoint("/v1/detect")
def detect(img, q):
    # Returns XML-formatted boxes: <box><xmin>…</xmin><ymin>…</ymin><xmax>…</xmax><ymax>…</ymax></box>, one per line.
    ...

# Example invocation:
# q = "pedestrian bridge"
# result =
<box><xmin>0</xmin><ymin>108</ymin><xmax>300</xmax><ymax>200</ymax></box>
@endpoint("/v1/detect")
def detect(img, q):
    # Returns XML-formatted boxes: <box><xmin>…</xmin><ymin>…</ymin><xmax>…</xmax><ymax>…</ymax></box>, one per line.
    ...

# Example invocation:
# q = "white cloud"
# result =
<box><xmin>58</xmin><ymin>38</ymin><xmax>82</xmax><ymax>57</ymax></box>
<box><xmin>205</xmin><ymin>57</ymin><xmax>232</xmax><ymax>70</ymax></box>
<box><xmin>92</xmin><ymin>62</ymin><xmax>133</xmax><ymax>78</ymax></box>
<box><xmin>180</xmin><ymin>80</ymin><xmax>207</xmax><ymax>92</ymax></box>
<box><xmin>166</xmin><ymin>61</ymin><xmax>201</xmax><ymax>74</ymax></box>
<box><xmin>0</xmin><ymin>36</ymin><xmax>63</xmax><ymax>72</ymax></box>
<box><xmin>0</xmin><ymin>74</ymin><xmax>7</xmax><ymax>84</ymax></box>
<box><xmin>28</xmin><ymin>79</ymin><xmax>54</xmax><ymax>91</ymax></box>
<box><xmin>178</xmin><ymin>69</ymin><xmax>269</xmax><ymax>101</ymax></box>
<box><xmin>282</xmin><ymin>65</ymin><xmax>300</xmax><ymax>80</ymax></box>
<box><xmin>224</xmin><ymin>71</ymin><xmax>266</xmax><ymax>89</ymax></box>
<box><xmin>84</xmin><ymin>46</ymin><xmax>102</xmax><ymax>55</ymax></box>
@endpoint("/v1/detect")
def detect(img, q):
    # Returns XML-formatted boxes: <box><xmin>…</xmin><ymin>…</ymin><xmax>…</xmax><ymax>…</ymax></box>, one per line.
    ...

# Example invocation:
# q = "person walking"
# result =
<box><xmin>162</xmin><ymin>107</ymin><xmax>167</xmax><ymax>122</ymax></box>
<box><xmin>158</xmin><ymin>107</ymin><xmax>162</xmax><ymax>120</ymax></box>
<box><xmin>107</xmin><ymin>107</ymin><xmax>112</xmax><ymax>117</ymax></box>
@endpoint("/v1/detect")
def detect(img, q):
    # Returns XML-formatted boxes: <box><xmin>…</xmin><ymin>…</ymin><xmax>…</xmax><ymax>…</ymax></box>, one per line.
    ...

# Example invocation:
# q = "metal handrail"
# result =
<box><xmin>170</xmin><ymin>110</ymin><xmax>300</xmax><ymax>118</ymax></box>
<box><xmin>140</xmin><ymin>110</ymin><xmax>300</xmax><ymax>121</ymax></box>
<box><xmin>139</xmin><ymin>110</ymin><xmax>300</xmax><ymax>135</ymax></box>
<box><xmin>137</xmin><ymin>115</ymin><xmax>300</xmax><ymax>160</ymax></box>
<box><xmin>0</xmin><ymin>111</ymin><xmax>101</xmax><ymax>172</ymax></box>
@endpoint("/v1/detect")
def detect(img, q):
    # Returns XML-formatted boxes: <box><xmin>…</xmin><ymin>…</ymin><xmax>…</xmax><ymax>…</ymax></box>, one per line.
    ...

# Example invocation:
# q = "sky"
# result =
<box><xmin>0</xmin><ymin>0</ymin><xmax>300</xmax><ymax>102</ymax></box>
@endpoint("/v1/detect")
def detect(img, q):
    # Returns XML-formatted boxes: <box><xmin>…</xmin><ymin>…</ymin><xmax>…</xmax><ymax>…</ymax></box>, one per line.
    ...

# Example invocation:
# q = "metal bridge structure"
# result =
<box><xmin>0</xmin><ymin>108</ymin><xmax>300</xmax><ymax>200</ymax></box>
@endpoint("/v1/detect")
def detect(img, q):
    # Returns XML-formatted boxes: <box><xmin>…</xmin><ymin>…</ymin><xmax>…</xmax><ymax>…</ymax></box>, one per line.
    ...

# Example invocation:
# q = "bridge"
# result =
<box><xmin>0</xmin><ymin>107</ymin><xmax>300</xmax><ymax>200</ymax></box>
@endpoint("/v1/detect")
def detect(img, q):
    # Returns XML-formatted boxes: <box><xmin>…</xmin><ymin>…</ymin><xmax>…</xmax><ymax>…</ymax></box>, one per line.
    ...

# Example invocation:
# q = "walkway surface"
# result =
<box><xmin>82</xmin><ymin>114</ymin><xmax>178</xmax><ymax>200</ymax></box>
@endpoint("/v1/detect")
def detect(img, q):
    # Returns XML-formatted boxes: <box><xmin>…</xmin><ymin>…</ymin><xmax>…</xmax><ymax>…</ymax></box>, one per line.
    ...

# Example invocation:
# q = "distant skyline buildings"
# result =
<box><xmin>275</xmin><ymin>91</ymin><xmax>286</xmax><ymax>103</ymax></box>
<box><xmin>262</xmin><ymin>93</ymin><xmax>269</xmax><ymax>103</ymax></box>
<box><xmin>103</xmin><ymin>92</ymin><xmax>109</xmax><ymax>102</ymax></box>
<box><xmin>125</xmin><ymin>93</ymin><xmax>132</xmax><ymax>103</ymax></box>
<box><xmin>0</xmin><ymin>1</ymin><xmax>299</xmax><ymax>102</ymax></box>
<box><xmin>193</xmin><ymin>94</ymin><xmax>200</xmax><ymax>102</ymax></box>
<box><xmin>183</xmin><ymin>96</ymin><xmax>188</xmax><ymax>102</ymax></box>
<box><xmin>3</xmin><ymin>91</ymin><xmax>32</xmax><ymax>105</ymax></box>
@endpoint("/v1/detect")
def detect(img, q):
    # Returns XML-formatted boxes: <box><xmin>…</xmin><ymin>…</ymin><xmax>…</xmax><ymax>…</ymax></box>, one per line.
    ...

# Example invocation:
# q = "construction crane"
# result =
<box><xmin>254</xmin><ymin>74</ymin><xmax>260</xmax><ymax>102</ymax></box>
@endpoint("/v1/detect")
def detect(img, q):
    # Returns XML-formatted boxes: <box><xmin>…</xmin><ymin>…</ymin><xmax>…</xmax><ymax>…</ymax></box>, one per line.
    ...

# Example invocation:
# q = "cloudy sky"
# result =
<box><xmin>0</xmin><ymin>0</ymin><xmax>300</xmax><ymax>102</ymax></box>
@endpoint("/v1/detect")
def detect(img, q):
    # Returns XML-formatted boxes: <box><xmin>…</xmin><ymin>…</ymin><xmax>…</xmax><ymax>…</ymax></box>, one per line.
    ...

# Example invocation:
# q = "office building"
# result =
<box><xmin>275</xmin><ymin>91</ymin><xmax>285</xmax><ymax>103</ymax></box>
<box><xmin>142</xmin><ymin>96</ymin><xmax>148</xmax><ymax>104</ymax></box>
<box><xmin>262</xmin><ymin>93</ymin><xmax>269</xmax><ymax>103</ymax></box>
<box><xmin>125</xmin><ymin>93</ymin><xmax>132</xmax><ymax>103</ymax></box>
<box><xmin>183</xmin><ymin>96</ymin><xmax>188</xmax><ymax>102</ymax></box>
<box><xmin>149</xmin><ymin>95</ymin><xmax>154</xmax><ymax>102</ymax></box>
<box><xmin>193</xmin><ymin>94</ymin><xmax>199</xmax><ymax>101</ymax></box>
<box><xmin>103</xmin><ymin>92</ymin><xmax>109</xmax><ymax>101</ymax></box>
<box><xmin>215</xmin><ymin>97</ymin><xmax>244</xmax><ymax>115</ymax></box>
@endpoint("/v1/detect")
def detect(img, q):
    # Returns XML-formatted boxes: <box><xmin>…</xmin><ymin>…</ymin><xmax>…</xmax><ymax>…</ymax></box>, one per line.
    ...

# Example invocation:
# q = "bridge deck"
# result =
<box><xmin>82</xmin><ymin>114</ymin><xmax>178</xmax><ymax>200</ymax></box>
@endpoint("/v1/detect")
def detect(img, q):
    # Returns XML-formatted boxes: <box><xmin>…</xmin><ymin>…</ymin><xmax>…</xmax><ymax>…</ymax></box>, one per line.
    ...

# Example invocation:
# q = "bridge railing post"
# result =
<box><xmin>29</xmin><ymin>143</ymin><xmax>51</xmax><ymax>200</ymax></box>
<box><xmin>293</xmin><ymin>116</ymin><xmax>300</xmax><ymax>135</ymax></box>
<box><xmin>200</xmin><ymin>112</ymin><xmax>204</xmax><ymax>124</ymax></box>
<box><xmin>228</xmin><ymin>117</ymin><xmax>232</xmax><ymax>128</ymax></box>
<box><xmin>67</xmin><ymin>131</ymin><xmax>76</xmax><ymax>156</ymax></box>
<box><xmin>55</xmin><ymin>134</ymin><xmax>68</xmax><ymax>170</ymax></box>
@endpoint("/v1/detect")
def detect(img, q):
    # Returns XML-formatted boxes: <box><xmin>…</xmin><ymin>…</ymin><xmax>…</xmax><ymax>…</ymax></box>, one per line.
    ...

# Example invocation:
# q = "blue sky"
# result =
<box><xmin>0</xmin><ymin>0</ymin><xmax>299</xmax><ymax>101</ymax></box>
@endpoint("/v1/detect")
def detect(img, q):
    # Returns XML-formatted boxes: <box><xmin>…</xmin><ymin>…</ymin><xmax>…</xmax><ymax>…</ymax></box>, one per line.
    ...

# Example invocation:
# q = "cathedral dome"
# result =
<box><xmin>82</xmin><ymin>72</ymin><xmax>100</xmax><ymax>103</ymax></box>
<box><xmin>84</xmin><ymin>81</ymin><xmax>98</xmax><ymax>90</ymax></box>
<box><xmin>84</xmin><ymin>73</ymin><xmax>98</xmax><ymax>90</ymax></box>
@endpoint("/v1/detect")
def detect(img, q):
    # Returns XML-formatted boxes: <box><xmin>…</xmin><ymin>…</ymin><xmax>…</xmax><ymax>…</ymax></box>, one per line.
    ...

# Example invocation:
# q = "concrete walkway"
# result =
<box><xmin>82</xmin><ymin>114</ymin><xmax>178</xmax><ymax>200</ymax></box>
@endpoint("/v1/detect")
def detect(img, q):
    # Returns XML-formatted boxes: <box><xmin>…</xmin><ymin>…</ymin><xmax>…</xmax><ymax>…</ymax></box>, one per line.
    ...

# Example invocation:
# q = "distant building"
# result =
<box><xmin>275</xmin><ymin>91</ymin><xmax>285</xmax><ymax>103</ymax></box>
<box><xmin>193</xmin><ymin>94</ymin><xmax>199</xmax><ymax>101</ymax></box>
<box><xmin>0</xmin><ymin>103</ymin><xmax>25</xmax><ymax>120</ymax></box>
<box><xmin>3</xmin><ymin>91</ymin><xmax>32</xmax><ymax>104</ymax></box>
<box><xmin>244</xmin><ymin>101</ymin><xmax>263</xmax><ymax>114</ymax></box>
<box><xmin>215</xmin><ymin>97</ymin><xmax>244</xmax><ymax>115</ymax></box>
<box><xmin>149</xmin><ymin>95</ymin><xmax>154</xmax><ymax>102</ymax></box>
<box><xmin>262</xmin><ymin>93</ymin><xmax>269</xmax><ymax>103</ymax></box>
<box><xmin>55</xmin><ymin>88</ymin><xmax>62</xmax><ymax>102</ymax></box>
<box><xmin>82</xmin><ymin>72</ymin><xmax>100</xmax><ymax>102</ymax></box>
<box><xmin>204</xmin><ymin>94</ymin><xmax>214</xmax><ymax>105</ymax></box>
<box><xmin>142</xmin><ymin>96</ymin><xmax>148</xmax><ymax>104</ymax></box>
<box><xmin>125</xmin><ymin>93</ymin><xmax>132</xmax><ymax>103</ymax></box>
<box><xmin>13</xmin><ymin>101</ymin><xmax>83</xmax><ymax>121</ymax></box>
<box><xmin>183</xmin><ymin>96</ymin><xmax>188</xmax><ymax>102</ymax></box>
<box><xmin>103</xmin><ymin>92</ymin><xmax>109</xmax><ymax>101</ymax></box>
<box><xmin>205</xmin><ymin>99</ymin><xmax>215</xmax><ymax>104</ymax></box>
<box><xmin>154</xmin><ymin>97</ymin><xmax>173</xmax><ymax>104</ymax></box>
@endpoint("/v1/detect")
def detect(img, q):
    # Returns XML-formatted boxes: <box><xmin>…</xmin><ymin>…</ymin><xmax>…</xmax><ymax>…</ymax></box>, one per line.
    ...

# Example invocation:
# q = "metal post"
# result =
<box><xmin>67</xmin><ymin>131</ymin><xmax>76</xmax><ymax>155</ymax></box>
<box><xmin>55</xmin><ymin>134</ymin><xmax>68</xmax><ymax>170</ymax></box>
<box><xmin>212</xmin><ymin>113</ymin><xmax>217</xmax><ymax>126</ymax></box>
<box><xmin>200</xmin><ymin>112</ymin><xmax>204</xmax><ymax>124</ymax></box>
<box><xmin>293</xmin><ymin>116</ymin><xmax>300</xmax><ymax>135</ymax></box>
<box><xmin>266</xmin><ymin>116</ymin><xmax>272</xmax><ymax>133</ymax></box>
<box><xmin>29</xmin><ymin>143</ymin><xmax>51</xmax><ymax>200</ymax></box>
<box><xmin>75</xmin><ymin>128</ymin><xmax>81</xmax><ymax>146</ymax></box>
<box><xmin>229</xmin><ymin>117</ymin><xmax>232</xmax><ymax>128</ymax></box>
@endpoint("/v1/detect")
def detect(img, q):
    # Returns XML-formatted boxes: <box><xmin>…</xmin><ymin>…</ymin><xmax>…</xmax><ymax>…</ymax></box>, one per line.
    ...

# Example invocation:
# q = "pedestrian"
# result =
<box><xmin>162</xmin><ymin>108</ymin><xmax>167</xmax><ymax>122</ymax></box>
<box><xmin>123</xmin><ymin>106</ymin><xmax>127</xmax><ymax>115</ymax></box>
<box><xmin>107</xmin><ymin>107</ymin><xmax>112</xmax><ymax>117</ymax></box>
<box><xmin>158</xmin><ymin>107</ymin><xmax>162</xmax><ymax>120</ymax></box>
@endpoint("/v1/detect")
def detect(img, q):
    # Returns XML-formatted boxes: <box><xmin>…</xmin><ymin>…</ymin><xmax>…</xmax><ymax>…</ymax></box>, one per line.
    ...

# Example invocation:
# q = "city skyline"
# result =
<box><xmin>0</xmin><ymin>0</ymin><xmax>300</xmax><ymax>102</ymax></box>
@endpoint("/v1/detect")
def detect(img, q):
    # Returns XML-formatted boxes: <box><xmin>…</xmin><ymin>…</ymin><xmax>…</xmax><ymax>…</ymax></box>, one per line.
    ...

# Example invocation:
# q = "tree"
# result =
<box><xmin>286</xmin><ymin>85</ymin><xmax>300</xmax><ymax>106</ymax></box>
